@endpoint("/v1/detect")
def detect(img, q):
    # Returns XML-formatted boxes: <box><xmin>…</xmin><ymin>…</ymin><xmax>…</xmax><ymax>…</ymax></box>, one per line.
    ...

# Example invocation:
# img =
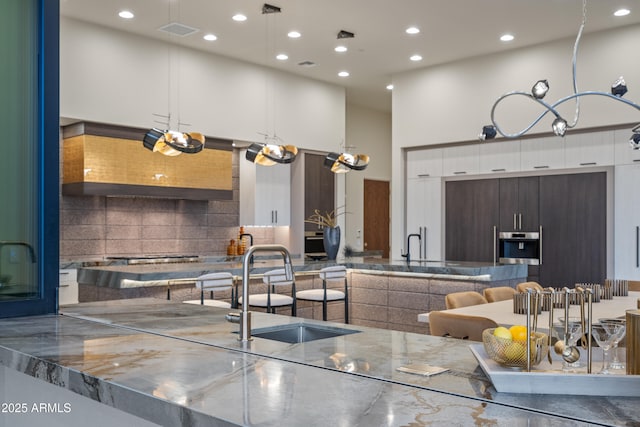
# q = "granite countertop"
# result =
<box><xmin>0</xmin><ymin>299</ymin><xmax>634</xmax><ymax>425</ymax></box>
<box><xmin>74</xmin><ymin>257</ymin><xmax>527</xmax><ymax>289</ymax></box>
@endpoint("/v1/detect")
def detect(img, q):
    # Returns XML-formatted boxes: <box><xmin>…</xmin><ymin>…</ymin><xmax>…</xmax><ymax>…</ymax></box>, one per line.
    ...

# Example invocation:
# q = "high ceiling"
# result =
<box><xmin>60</xmin><ymin>0</ymin><xmax>639</xmax><ymax>112</ymax></box>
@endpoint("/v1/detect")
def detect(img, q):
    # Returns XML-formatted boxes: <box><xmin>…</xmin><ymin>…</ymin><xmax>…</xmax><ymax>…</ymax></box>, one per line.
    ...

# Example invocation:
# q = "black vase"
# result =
<box><xmin>323</xmin><ymin>226</ymin><xmax>340</xmax><ymax>260</ymax></box>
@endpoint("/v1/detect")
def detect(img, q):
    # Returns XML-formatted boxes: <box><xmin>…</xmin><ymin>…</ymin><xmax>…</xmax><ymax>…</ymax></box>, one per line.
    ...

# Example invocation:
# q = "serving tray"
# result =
<box><xmin>470</xmin><ymin>344</ymin><xmax>640</xmax><ymax>396</ymax></box>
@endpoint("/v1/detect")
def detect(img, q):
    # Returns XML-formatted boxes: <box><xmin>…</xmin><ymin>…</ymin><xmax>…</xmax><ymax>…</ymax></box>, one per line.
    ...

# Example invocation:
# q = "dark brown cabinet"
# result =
<box><xmin>539</xmin><ymin>172</ymin><xmax>606</xmax><ymax>287</ymax></box>
<box><xmin>445</xmin><ymin>179</ymin><xmax>499</xmax><ymax>262</ymax></box>
<box><xmin>499</xmin><ymin>177</ymin><xmax>539</xmax><ymax>232</ymax></box>
<box><xmin>304</xmin><ymin>153</ymin><xmax>335</xmax><ymax>232</ymax></box>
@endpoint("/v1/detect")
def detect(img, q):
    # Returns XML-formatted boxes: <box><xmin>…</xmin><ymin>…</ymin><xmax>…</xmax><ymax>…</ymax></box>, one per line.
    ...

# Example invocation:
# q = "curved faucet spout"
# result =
<box><xmin>237</xmin><ymin>244</ymin><xmax>293</xmax><ymax>342</ymax></box>
<box><xmin>401</xmin><ymin>234</ymin><xmax>421</xmax><ymax>264</ymax></box>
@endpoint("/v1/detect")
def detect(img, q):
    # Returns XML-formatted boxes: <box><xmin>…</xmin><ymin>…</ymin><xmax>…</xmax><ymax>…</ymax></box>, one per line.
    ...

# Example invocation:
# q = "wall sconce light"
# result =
<box><xmin>245</xmin><ymin>139</ymin><xmax>298</xmax><ymax>165</ymax></box>
<box><xmin>143</xmin><ymin>128</ymin><xmax>205</xmax><ymax>156</ymax></box>
<box><xmin>481</xmin><ymin>0</ymin><xmax>639</xmax><ymax>145</ymax></box>
<box><xmin>323</xmin><ymin>152</ymin><xmax>370</xmax><ymax>173</ymax></box>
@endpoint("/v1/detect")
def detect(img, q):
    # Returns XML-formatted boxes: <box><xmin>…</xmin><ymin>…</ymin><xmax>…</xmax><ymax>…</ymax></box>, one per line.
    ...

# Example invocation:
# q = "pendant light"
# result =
<box><xmin>142</xmin><ymin>0</ymin><xmax>204</xmax><ymax>156</ymax></box>
<box><xmin>323</xmin><ymin>143</ymin><xmax>370</xmax><ymax>173</ymax></box>
<box><xmin>246</xmin><ymin>3</ymin><xmax>298</xmax><ymax>165</ymax></box>
<box><xmin>481</xmin><ymin>0</ymin><xmax>639</xmax><ymax>144</ymax></box>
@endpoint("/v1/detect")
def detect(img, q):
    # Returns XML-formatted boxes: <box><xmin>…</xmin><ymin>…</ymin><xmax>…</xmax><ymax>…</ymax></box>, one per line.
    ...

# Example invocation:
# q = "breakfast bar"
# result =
<box><xmin>1</xmin><ymin>298</ymin><xmax>638</xmax><ymax>426</ymax></box>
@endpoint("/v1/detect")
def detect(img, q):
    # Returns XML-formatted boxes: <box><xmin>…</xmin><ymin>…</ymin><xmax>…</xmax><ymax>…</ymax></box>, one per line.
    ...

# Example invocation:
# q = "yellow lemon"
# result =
<box><xmin>509</xmin><ymin>325</ymin><xmax>528</xmax><ymax>342</ymax></box>
<box><xmin>493</xmin><ymin>326</ymin><xmax>512</xmax><ymax>341</ymax></box>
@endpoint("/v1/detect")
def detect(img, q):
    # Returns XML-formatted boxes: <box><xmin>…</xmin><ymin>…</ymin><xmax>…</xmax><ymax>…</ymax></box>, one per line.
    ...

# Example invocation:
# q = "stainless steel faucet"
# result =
<box><xmin>231</xmin><ymin>244</ymin><xmax>294</xmax><ymax>343</ymax></box>
<box><xmin>401</xmin><ymin>234</ymin><xmax>421</xmax><ymax>263</ymax></box>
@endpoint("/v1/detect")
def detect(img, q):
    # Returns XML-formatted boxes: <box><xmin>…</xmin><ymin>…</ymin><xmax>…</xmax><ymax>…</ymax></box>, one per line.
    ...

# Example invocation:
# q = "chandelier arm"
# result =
<box><xmin>491</xmin><ymin>92</ymin><xmax>563</xmax><ymax>138</ymax></box>
<box><xmin>566</xmin><ymin>0</ymin><xmax>588</xmax><ymax>128</ymax></box>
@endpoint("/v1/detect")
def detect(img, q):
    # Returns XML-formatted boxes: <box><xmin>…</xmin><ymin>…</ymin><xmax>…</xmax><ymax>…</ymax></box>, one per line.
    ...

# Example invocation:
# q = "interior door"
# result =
<box><xmin>364</xmin><ymin>179</ymin><xmax>390</xmax><ymax>258</ymax></box>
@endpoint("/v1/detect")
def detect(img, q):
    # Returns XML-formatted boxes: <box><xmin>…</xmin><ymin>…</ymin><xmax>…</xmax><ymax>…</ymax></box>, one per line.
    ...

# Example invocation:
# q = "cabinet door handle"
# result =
<box><xmin>493</xmin><ymin>226</ymin><xmax>497</xmax><ymax>265</ymax></box>
<box><xmin>513</xmin><ymin>213</ymin><xmax>517</xmax><ymax>230</ymax></box>
<box><xmin>417</xmin><ymin>173</ymin><xmax>430</xmax><ymax>177</ymax></box>
<box><xmin>579</xmin><ymin>162</ymin><xmax>597</xmax><ymax>166</ymax></box>
<box><xmin>539</xmin><ymin>225</ymin><xmax>543</xmax><ymax>265</ymax></box>
<box><xmin>518</xmin><ymin>213</ymin><xmax>522</xmax><ymax>230</ymax></box>
<box><xmin>534</xmin><ymin>165</ymin><xmax>549</xmax><ymax>169</ymax></box>
<box><xmin>491</xmin><ymin>168</ymin><xmax>506</xmax><ymax>172</ymax></box>
<box><xmin>636</xmin><ymin>226</ymin><xmax>640</xmax><ymax>268</ymax></box>
<box><xmin>453</xmin><ymin>171</ymin><xmax>467</xmax><ymax>175</ymax></box>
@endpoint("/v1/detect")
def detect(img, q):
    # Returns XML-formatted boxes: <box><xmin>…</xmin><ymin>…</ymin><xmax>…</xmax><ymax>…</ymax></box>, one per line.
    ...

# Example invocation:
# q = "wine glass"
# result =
<box><xmin>591</xmin><ymin>323</ymin><xmax>622</xmax><ymax>374</ymax></box>
<box><xmin>599</xmin><ymin>318</ymin><xmax>626</xmax><ymax>370</ymax></box>
<box><xmin>555</xmin><ymin>318</ymin><xmax>583</xmax><ymax>371</ymax></box>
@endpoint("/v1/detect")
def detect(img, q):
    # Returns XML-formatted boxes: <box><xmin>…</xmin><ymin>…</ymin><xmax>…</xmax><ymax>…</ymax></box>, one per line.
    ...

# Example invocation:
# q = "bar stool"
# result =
<box><xmin>296</xmin><ymin>266</ymin><xmax>348</xmax><ymax>323</ymax></box>
<box><xmin>238</xmin><ymin>269</ymin><xmax>297</xmax><ymax>315</ymax></box>
<box><xmin>183</xmin><ymin>272</ymin><xmax>233</xmax><ymax>308</ymax></box>
<box><xmin>483</xmin><ymin>286</ymin><xmax>517</xmax><ymax>303</ymax></box>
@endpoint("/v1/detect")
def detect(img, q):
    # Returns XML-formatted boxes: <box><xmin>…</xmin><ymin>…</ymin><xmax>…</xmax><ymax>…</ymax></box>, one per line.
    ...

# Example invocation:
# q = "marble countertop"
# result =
<box><xmin>75</xmin><ymin>257</ymin><xmax>527</xmax><ymax>289</ymax></box>
<box><xmin>0</xmin><ymin>299</ymin><xmax>634</xmax><ymax>425</ymax></box>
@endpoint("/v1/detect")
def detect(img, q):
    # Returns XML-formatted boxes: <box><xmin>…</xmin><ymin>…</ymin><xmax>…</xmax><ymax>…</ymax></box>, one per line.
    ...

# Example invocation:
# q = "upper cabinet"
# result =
<box><xmin>442</xmin><ymin>145</ymin><xmax>479</xmax><ymax>176</ymax></box>
<box><xmin>564</xmin><ymin>131</ymin><xmax>613</xmax><ymax>168</ymax></box>
<box><xmin>614</xmin><ymin>129</ymin><xmax>640</xmax><ymax>165</ymax></box>
<box><xmin>520</xmin><ymin>137</ymin><xmax>565</xmax><ymax>171</ymax></box>
<box><xmin>478</xmin><ymin>140</ymin><xmax>521</xmax><ymax>174</ymax></box>
<box><xmin>406</xmin><ymin>148</ymin><xmax>443</xmax><ymax>178</ymax></box>
<box><xmin>239</xmin><ymin>151</ymin><xmax>291</xmax><ymax>226</ymax></box>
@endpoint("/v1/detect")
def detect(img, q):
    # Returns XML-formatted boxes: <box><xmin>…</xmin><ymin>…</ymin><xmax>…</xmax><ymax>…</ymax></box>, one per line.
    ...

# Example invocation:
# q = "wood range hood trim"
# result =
<box><xmin>62</xmin><ymin>122</ymin><xmax>233</xmax><ymax>200</ymax></box>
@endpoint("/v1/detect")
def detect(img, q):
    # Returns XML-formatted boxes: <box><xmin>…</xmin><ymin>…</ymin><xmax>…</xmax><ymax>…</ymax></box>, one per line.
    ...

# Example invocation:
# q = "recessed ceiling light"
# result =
<box><xmin>288</xmin><ymin>31</ymin><xmax>301</xmax><ymax>39</ymax></box>
<box><xmin>500</xmin><ymin>34</ymin><xmax>515</xmax><ymax>42</ymax></box>
<box><xmin>386</xmin><ymin>84</ymin><xmax>394</xmax><ymax>90</ymax></box>
<box><xmin>232</xmin><ymin>14</ymin><xmax>247</xmax><ymax>22</ymax></box>
<box><xmin>276</xmin><ymin>53</ymin><xmax>288</xmax><ymax>61</ymax></box>
<box><xmin>614</xmin><ymin>8</ymin><xmax>630</xmax><ymax>17</ymax></box>
<box><xmin>118</xmin><ymin>10</ymin><xmax>134</xmax><ymax>19</ymax></box>
<box><xmin>203</xmin><ymin>34</ymin><xmax>217</xmax><ymax>41</ymax></box>
<box><xmin>334</xmin><ymin>45</ymin><xmax>348</xmax><ymax>53</ymax></box>
<box><xmin>405</xmin><ymin>26</ymin><xmax>420</xmax><ymax>35</ymax></box>
<box><xmin>410</xmin><ymin>54</ymin><xmax>422</xmax><ymax>62</ymax></box>
<box><xmin>338</xmin><ymin>71</ymin><xmax>350</xmax><ymax>77</ymax></box>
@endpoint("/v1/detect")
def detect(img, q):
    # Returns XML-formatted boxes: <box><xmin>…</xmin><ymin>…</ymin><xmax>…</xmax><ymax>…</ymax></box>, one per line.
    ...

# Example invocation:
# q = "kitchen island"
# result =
<box><xmin>0</xmin><ymin>298</ymin><xmax>636</xmax><ymax>426</ymax></box>
<box><xmin>73</xmin><ymin>258</ymin><xmax>527</xmax><ymax>332</ymax></box>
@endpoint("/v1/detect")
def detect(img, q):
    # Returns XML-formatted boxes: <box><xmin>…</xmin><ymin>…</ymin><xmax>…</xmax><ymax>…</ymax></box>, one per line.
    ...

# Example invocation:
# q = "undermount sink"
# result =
<box><xmin>249</xmin><ymin>323</ymin><xmax>360</xmax><ymax>344</ymax></box>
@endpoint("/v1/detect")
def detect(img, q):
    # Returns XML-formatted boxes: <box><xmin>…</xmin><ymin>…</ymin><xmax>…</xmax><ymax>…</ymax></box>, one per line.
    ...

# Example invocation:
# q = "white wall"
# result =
<box><xmin>344</xmin><ymin>104</ymin><xmax>392</xmax><ymax>252</ymax></box>
<box><xmin>60</xmin><ymin>17</ymin><xmax>345</xmax><ymax>151</ymax></box>
<box><xmin>391</xmin><ymin>23</ymin><xmax>640</xmax><ymax>258</ymax></box>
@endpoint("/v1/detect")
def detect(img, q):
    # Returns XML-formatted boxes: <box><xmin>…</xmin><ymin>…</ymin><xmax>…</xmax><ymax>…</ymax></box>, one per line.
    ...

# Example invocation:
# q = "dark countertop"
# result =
<box><xmin>74</xmin><ymin>257</ymin><xmax>527</xmax><ymax>289</ymax></box>
<box><xmin>0</xmin><ymin>299</ymin><xmax>630</xmax><ymax>425</ymax></box>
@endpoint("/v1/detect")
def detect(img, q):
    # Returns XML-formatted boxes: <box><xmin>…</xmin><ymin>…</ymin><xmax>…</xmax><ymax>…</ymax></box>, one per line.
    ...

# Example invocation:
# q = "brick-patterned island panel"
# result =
<box><xmin>347</xmin><ymin>270</ymin><xmax>524</xmax><ymax>334</ymax></box>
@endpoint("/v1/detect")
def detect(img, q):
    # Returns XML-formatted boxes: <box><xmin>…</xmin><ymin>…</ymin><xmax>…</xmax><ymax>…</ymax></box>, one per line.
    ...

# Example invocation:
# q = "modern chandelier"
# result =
<box><xmin>480</xmin><ymin>0</ymin><xmax>640</xmax><ymax>149</ymax></box>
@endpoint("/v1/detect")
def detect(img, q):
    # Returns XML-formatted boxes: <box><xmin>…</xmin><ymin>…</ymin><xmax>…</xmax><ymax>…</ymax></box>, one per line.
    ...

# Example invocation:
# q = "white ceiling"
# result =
<box><xmin>60</xmin><ymin>0</ymin><xmax>640</xmax><ymax>113</ymax></box>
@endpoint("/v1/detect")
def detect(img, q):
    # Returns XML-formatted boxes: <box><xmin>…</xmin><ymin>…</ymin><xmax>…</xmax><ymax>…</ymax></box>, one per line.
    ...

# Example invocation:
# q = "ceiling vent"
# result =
<box><xmin>158</xmin><ymin>22</ymin><xmax>199</xmax><ymax>37</ymax></box>
<box><xmin>298</xmin><ymin>60</ymin><xmax>317</xmax><ymax>68</ymax></box>
<box><xmin>337</xmin><ymin>30</ymin><xmax>355</xmax><ymax>39</ymax></box>
<box><xmin>262</xmin><ymin>3</ymin><xmax>282</xmax><ymax>14</ymax></box>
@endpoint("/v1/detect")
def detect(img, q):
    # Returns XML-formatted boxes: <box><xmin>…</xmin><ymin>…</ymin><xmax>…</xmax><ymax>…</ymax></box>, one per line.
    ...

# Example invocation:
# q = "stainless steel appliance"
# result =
<box><xmin>498</xmin><ymin>228</ymin><xmax>542</xmax><ymax>265</ymax></box>
<box><xmin>304</xmin><ymin>231</ymin><xmax>326</xmax><ymax>260</ymax></box>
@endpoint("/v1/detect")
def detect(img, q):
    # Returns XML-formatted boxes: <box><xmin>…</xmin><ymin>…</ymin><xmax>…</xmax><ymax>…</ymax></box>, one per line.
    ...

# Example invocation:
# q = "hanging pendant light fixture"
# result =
<box><xmin>245</xmin><ymin>135</ymin><xmax>298</xmax><ymax>165</ymax></box>
<box><xmin>247</xmin><ymin>4</ymin><xmax>298</xmax><ymax>166</ymax></box>
<box><xmin>142</xmin><ymin>0</ymin><xmax>204</xmax><ymax>156</ymax></box>
<box><xmin>324</xmin><ymin>152</ymin><xmax>370</xmax><ymax>173</ymax></box>
<box><xmin>480</xmin><ymin>0</ymin><xmax>640</xmax><ymax>145</ymax></box>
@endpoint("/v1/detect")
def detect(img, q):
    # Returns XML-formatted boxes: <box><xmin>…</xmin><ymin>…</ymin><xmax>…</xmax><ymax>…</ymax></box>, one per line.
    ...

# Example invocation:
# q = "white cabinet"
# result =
<box><xmin>564</xmin><ymin>131</ymin><xmax>614</xmax><ymax>168</ymax></box>
<box><xmin>406</xmin><ymin>148</ymin><xmax>443</xmax><ymax>178</ymax></box>
<box><xmin>478</xmin><ymin>140</ymin><xmax>521</xmax><ymax>174</ymax></box>
<box><xmin>614</xmin><ymin>129</ymin><xmax>640</xmax><ymax>165</ymax></box>
<box><xmin>442</xmin><ymin>145</ymin><xmax>479</xmax><ymax>176</ymax></box>
<box><xmin>240</xmin><ymin>151</ymin><xmax>291</xmax><ymax>226</ymax></box>
<box><xmin>405</xmin><ymin>177</ymin><xmax>442</xmax><ymax>261</ymax></box>
<box><xmin>520</xmin><ymin>137</ymin><xmax>565</xmax><ymax>171</ymax></box>
<box><xmin>59</xmin><ymin>269</ymin><xmax>78</xmax><ymax>305</ymax></box>
<box><xmin>614</xmin><ymin>164</ymin><xmax>640</xmax><ymax>280</ymax></box>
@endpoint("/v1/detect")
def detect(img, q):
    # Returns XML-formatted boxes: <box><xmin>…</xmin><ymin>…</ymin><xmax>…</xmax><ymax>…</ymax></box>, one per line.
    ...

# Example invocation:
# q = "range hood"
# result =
<box><xmin>62</xmin><ymin>122</ymin><xmax>233</xmax><ymax>200</ymax></box>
